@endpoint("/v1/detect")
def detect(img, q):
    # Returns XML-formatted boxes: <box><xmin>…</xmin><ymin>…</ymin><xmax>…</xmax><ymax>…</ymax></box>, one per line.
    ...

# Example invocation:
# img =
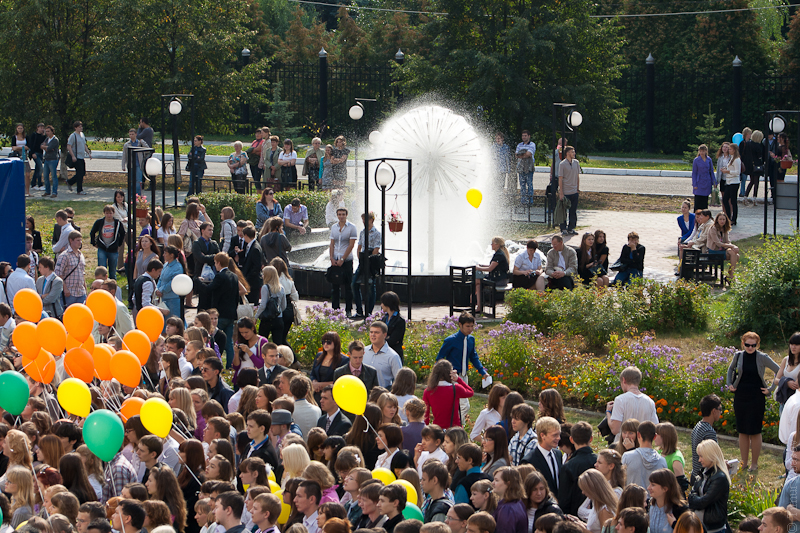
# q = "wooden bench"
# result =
<box><xmin>681</xmin><ymin>249</ymin><xmax>725</xmax><ymax>287</ymax></box>
<box><xmin>480</xmin><ymin>278</ymin><xmax>512</xmax><ymax>318</ymax></box>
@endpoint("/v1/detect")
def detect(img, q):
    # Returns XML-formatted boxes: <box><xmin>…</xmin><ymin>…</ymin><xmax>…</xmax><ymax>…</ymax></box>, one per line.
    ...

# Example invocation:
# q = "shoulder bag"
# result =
<box><xmin>237</xmin><ymin>294</ymin><xmax>255</xmax><ymax>320</ymax></box>
<box><xmin>183</xmin><ymin>225</ymin><xmax>198</xmax><ymax>253</ymax></box>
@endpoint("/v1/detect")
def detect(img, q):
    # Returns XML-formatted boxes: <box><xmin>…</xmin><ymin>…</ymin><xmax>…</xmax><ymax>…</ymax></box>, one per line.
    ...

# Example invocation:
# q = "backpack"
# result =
<box><xmin>259</xmin><ymin>285</ymin><xmax>281</xmax><ymax>320</ymax></box>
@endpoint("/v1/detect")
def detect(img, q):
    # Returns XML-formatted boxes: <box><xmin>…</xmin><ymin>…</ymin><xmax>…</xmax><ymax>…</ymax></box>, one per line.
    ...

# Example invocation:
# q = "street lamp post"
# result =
<box><xmin>349</xmin><ymin>98</ymin><xmax>376</xmax><ymax>197</ymax></box>
<box><xmin>550</xmin><ymin>103</ymin><xmax>582</xmax><ymax>226</ymax></box>
<box><xmin>241</xmin><ymin>48</ymin><xmax>251</xmax><ymax>133</ymax></box>
<box><xmin>161</xmin><ymin>94</ymin><xmax>194</xmax><ymax>207</ymax></box>
<box><xmin>127</xmin><ymin>146</ymin><xmax>156</xmax><ymax>278</ymax></box>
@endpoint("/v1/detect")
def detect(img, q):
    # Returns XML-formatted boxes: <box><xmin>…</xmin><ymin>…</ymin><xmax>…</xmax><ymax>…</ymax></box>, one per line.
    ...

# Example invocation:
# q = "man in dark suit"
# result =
<box><xmin>521</xmin><ymin>416</ymin><xmax>563</xmax><ymax>495</ymax></box>
<box><xmin>244</xmin><ymin>409</ymin><xmax>280</xmax><ymax>472</ymax></box>
<box><xmin>316</xmin><ymin>385</ymin><xmax>352</xmax><ymax>436</ymax></box>
<box><xmin>258</xmin><ymin>342</ymin><xmax>287</xmax><ymax>386</ymax></box>
<box><xmin>196</xmin><ymin>253</ymin><xmax>239</xmax><ymax>368</ymax></box>
<box><xmin>332</xmin><ymin>340</ymin><xmax>379</xmax><ymax>394</ymax></box>
<box><xmin>192</xmin><ymin>222</ymin><xmax>220</xmax><ymax>310</ymax></box>
<box><xmin>558</xmin><ymin>421</ymin><xmax>598</xmax><ymax>515</ymax></box>
<box><xmin>239</xmin><ymin>226</ymin><xmax>263</xmax><ymax>304</ymax></box>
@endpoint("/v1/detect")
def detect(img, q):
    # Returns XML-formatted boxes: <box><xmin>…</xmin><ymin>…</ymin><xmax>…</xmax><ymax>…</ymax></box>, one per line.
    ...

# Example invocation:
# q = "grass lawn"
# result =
<box><xmin>584</xmin><ymin>159</ymin><xmax>692</xmax><ymax>171</ymax></box>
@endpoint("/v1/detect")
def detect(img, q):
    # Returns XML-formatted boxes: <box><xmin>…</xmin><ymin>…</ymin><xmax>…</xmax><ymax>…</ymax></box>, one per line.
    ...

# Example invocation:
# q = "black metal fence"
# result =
<box><xmin>603</xmin><ymin>60</ymin><xmax>800</xmax><ymax>153</ymax></box>
<box><xmin>262</xmin><ymin>59</ymin><xmax>396</xmax><ymax>135</ymax></box>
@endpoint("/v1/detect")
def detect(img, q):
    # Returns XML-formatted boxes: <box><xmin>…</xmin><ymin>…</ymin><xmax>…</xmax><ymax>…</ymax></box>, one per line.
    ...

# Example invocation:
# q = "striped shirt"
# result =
<box><xmin>691</xmin><ymin>420</ymin><xmax>717</xmax><ymax>480</ymax></box>
<box><xmin>55</xmin><ymin>249</ymin><xmax>86</xmax><ymax>297</ymax></box>
<box><xmin>509</xmin><ymin>427</ymin><xmax>538</xmax><ymax>466</ymax></box>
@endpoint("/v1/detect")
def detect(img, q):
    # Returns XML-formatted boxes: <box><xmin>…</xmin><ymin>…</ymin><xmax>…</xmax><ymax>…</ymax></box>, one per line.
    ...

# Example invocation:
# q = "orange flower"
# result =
<box><xmin>544</xmin><ymin>373</ymin><xmax>551</xmax><ymax>378</ymax></box>
<box><xmin>657</xmin><ymin>407</ymin><xmax>663</xmax><ymax>414</ymax></box>
<box><xmin>722</xmin><ymin>421</ymin><xmax>727</xmax><ymax>426</ymax></box>
<box><xmin>513</xmin><ymin>372</ymin><xmax>519</xmax><ymax>377</ymax></box>
<box><xmin>595</xmin><ymin>394</ymin><xmax>599</xmax><ymax>399</ymax></box>
<box><xmin>674</xmin><ymin>408</ymin><xmax>680</xmax><ymax>412</ymax></box>
<box><xmin>534</xmin><ymin>377</ymin><xmax>540</xmax><ymax>381</ymax></box>
<box><xmin>584</xmin><ymin>392</ymin><xmax>590</xmax><ymax>397</ymax></box>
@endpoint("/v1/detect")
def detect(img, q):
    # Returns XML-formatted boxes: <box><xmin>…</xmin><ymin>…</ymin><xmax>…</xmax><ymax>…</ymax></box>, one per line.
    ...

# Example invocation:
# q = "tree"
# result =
<box><xmin>683</xmin><ymin>105</ymin><xmax>725</xmax><ymax>163</ymax></box>
<box><xmin>396</xmin><ymin>0</ymin><xmax>626</xmax><ymax>145</ymax></box>
<box><xmin>782</xmin><ymin>9</ymin><xmax>800</xmax><ymax>74</ymax></box>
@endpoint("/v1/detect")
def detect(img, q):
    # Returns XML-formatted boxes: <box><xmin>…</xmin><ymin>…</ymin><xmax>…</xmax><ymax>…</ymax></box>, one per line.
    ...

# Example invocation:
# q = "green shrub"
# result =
<box><xmin>727</xmin><ymin>481</ymin><xmax>781</xmax><ymax>526</ymax></box>
<box><xmin>286</xmin><ymin>303</ymin><xmax>354</xmax><ymax>366</ymax></box>
<box><xmin>198</xmin><ymin>189</ymin><xmax>332</xmax><ymax>239</ymax></box>
<box><xmin>718</xmin><ymin>233</ymin><xmax>800</xmax><ymax>342</ymax></box>
<box><xmin>506</xmin><ymin>279</ymin><xmax>711</xmax><ymax>349</ymax></box>
<box><xmin>404</xmin><ymin>316</ymin><xmax>461</xmax><ymax>384</ymax></box>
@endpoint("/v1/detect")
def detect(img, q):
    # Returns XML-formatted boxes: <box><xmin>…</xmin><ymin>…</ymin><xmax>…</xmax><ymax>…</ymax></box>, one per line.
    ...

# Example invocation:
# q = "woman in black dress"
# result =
<box><xmin>475</xmin><ymin>236</ymin><xmax>510</xmax><ymax>309</ymax></box>
<box><xmin>726</xmin><ymin>331</ymin><xmax>780</xmax><ymax>471</ymax></box>
<box><xmin>380</xmin><ymin>291</ymin><xmax>406</xmax><ymax>362</ymax></box>
<box><xmin>310</xmin><ymin>331</ymin><xmax>350</xmax><ymax>404</ymax></box>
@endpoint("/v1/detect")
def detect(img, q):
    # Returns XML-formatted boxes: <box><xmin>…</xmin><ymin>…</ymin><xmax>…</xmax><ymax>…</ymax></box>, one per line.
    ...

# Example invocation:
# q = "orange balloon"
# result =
<box><xmin>12</xmin><ymin>322</ymin><xmax>40</xmax><ymax>359</ymax></box>
<box><xmin>25</xmin><ymin>349</ymin><xmax>56</xmax><ymax>384</ymax></box>
<box><xmin>64</xmin><ymin>347</ymin><xmax>95</xmax><ymax>383</ymax></box>
<box><xmin>14</xmin><ymin>288</ymin><xmax>42</xmax><ymax>323</ymax></box>
<box><xmin>36</xmin><ymin>318</ymin><xmax>67</xmax><ymax>356</ymax></box>
<box><xmin>67</xmin><ymin>334</ymin><xmax>96</xmax><ymax>353</ymax></box>
<box><xmin>110</xmin><ymin>350</ymin><xmax>142</xmax><ymax>388</ymax></box>
<box><xmin>63</xmin><ymin>304</ymin><xmax>94</xmax><ymax>342</ymax></box>
<box><xmin>86</xmin><ymin>290</ymin><xmax>117</xmax><ymax>327</ymax></box>
<box><xmin>120</xmin><ymin>397</ymin><xmax>145</xmax><ymax>422</ymax></box>
<box><xmin>123</xmin><ymin>330</ymin><xmax>152</xmax><ymax>365</ymax></box>
<box><xmin>93</xmin><ymin>344</ymin><xmax>115</xmax><ymax>381</ymax></box>
<box><xmin>136</xmin><ymin>307</ymin><xmax>165</xmax><ymax>342</ymax></box>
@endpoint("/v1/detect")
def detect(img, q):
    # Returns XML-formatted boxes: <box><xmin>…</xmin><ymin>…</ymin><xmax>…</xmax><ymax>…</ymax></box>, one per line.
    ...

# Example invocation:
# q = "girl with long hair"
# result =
<box><xmin>256</xmin><ymin>189</ymin><xmax>283</xmax><ymax>232</ymax></box>
<box><xmin>169</xmin><ymin>388</ymin><xmax>198</xmax><ymax>434</ymax></box>
<box><xmin>673</xmin><ymin>512</ymin><xmax>703</xmax><ymax>533</ymax></box>
<box><xmin>613</xmin><ymin>419</ymin><xmax>640</xmax><ymax>456</ymax></box>
<box><xmin>147</xmin><ymin>465</ymin><xmax>188</xmax><ymax>532</ymax></box>
<box><xmin>390</xmin><ymin>369</ymin><xmax>417</xmax><ymax>423</ymax></box>
<box><xmin>647</xmin><ymin>469</ymin><xmax>688</xmax><ymax>533</ymax></box>
<box><xmin>310</xmin><ymin>331</ymin><xmax>349</xmax><ymax>404</ymax></box>
<box><xmin>423</xmin><ymin>359</ymin><xmax>474</xmax><ymax>429</ymax></box>
<box><xmin>491</xmin><ymin>467</ymin><xmax>527</xmax><ymax>533</ymax></box>
<box><xmin>470</xmin><ymin>479</ymin><xmax>497</xmax><ymax>514</ymax></box>
<box><xmin>270</xmin><ymin>257</ymin><xmax>298</xmax><ymax>341</ymax></box>
<box><xmin>178</xmin><ymin>440</ymin><xmax>206</xmax><ymax>533</ymax></box>
<box><xmin>471</xmin><ymin>384</ymin><xmax>510</xmax><ymax>442</ymax></box>
<box><xmin>280</xmin><ymin>444</ymin><xmax>311</xmax><ymax>488</ymax></box>
<box><xmin>655</xmin><ymin>422</ymin><xmax>687</xmax><ymax>490</ymax></box>
<box><xmin>232</xmin><ymin>317</ymin><xmax>268</xmax><ymax>382</ymax></box>
<box><xmin>476</xmin><ymin>236</ymin><xmax>511</xmax><ymax>307</ymax></box>
<box><xmin>444</xmin><ymin>427</ymin><xmax>469</xmax><ymax>479</ymax></box>
<box><xmin>58</xmin><ymin>453</ymin><xmax>97</xmax><ymax>504</ymax></box>
<box><xmin>237</xmin><ymin>385</ymin><xmax>259</xmax><ymax>419</ymax></box>
<box><xmin>776</xmin><ymin>332</ymin><xmax>800</xmax><ymax>418</ymax></box>
<box><xmin>498</xmin><ymin>392</ymin><xmax>525</xmax><ymax>439</ymax></box>
<box><xmin>38</xmin><ymin>435</ymin><xmax>65</xmax><ymax>470</ymax></box>
<box><xmin>7</xmin><ymin>466</ymin><xmax>35</xmax><ymax>528</ymax></box>
<box><xmin>688</xmin><ymin>440</ymin><xmax>730</xmax><ymax>533</ymax></box>
<box><xmin>538</xmin><ymin>389</ymin><xmax>566</xmax><ymax>424</ymax></box>
<box><xmin>593</xmin><ymin>230</ymin><xmax>610</xmax><ymax>274</ymax></box>
<box><xmin>159</xmin><ymin>352</ymin><xmax>181</xmax><ymax>396</ymax></box>
<box><xmin>178</xmin><ymin>203</ymin><xmax>201</xmax><ymax>306</ymax></box>
<box><xmin>721</xmin><ymin>143</ymin><xmax>741</xmax><ymax>225</ymax></box>
<box><xmin>524</xmin><ymin>470</ymin><xmax>563</xmax><ymax>532</ymax></box>
<box><xmin>377</xmin><ymin>393</ymin><xmax>402</xmax><ymax>426</ymax></box>
<box><xmin>255</xmin><ymin>266</ymin><xmax>285</xmax><ymax>345</ymax></box>
<box><xmin>344</xmin><ymin>404</ymin><xmax>381</xmax><ymax>470</ymax></box>
<box><xmin>578</xmin><ymin>469</ymin><xmax>618</xmax><ymax>533</ymax></box>
<box><xmin>158</xmin><ymin>245</ymin><xmax>186</xmax><ymax>322</ymax></box>
<box><xmin>134</xmin><ymin>234</ymin><xmax>161</xmax><ymax>280</ymax></box>
<box><xmin>707</xmin><ymin>212</ymin><xmax>739</xmax><ymax>280</ymax></box>
<box><xmin>158</xmin><ymin>212</ymin><xmax>177</xmax><ymax>245</ymax></box>
<box><xmin>255</xmin><ymin>384</ymin><xmax>275</xmax><ymax>412</ymax></box>
<box><xmin>379</xmin><ymin>291</ymin><xmax>405</xmax><ymax>359</ymax></box>
<box><xmin>75</xmin><ymin>445</ymin><xmax>104</xmax><ymax>501</ymax></box>
<box><xmin>482</xmin><ymin>426</ymin><xmax>511</xmax><ymax>477</ymax></box>
<box><xmin>303</xmin><ymin>461</ymin><xmax>339</xmax><ymax>504</ymax></box>
<box><xmin>577</xmin><ymin>232</ymin><xmax>609</xmax><ymax>287</ymax></box>
<box><xmin>594</xmin><ymin>449</ymin><xmax>625</xmax><ymax>494</ymax></box>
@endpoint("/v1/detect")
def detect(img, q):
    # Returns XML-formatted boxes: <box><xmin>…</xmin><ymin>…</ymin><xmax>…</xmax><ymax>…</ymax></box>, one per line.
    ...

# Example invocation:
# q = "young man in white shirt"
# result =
<box><xmin>294</xmin><ymin>480</ymin><xmax>321</xmax><ymax>533</ymax></box>
<box><xmin>166</xmin><ymin>335</ymin><xmax>194</xmax><ymax>379</ymax></box>
<box><xmin>606</xmin><ymin>366</ymin><xmax>659</xmax><ymax>442</ymax></box>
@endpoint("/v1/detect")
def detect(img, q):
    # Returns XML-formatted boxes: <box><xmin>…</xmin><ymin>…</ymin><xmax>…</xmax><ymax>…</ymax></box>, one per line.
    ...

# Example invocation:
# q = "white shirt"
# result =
<box><xmin>6</xmin><ymin>267</ymin><xmax>36</xmax><ymax>311</ymax></box>
<box><xmin>375</xmin><ymin>448</ymin><xmax>399</xmax><ymax>470</ymax></box>
<box><xmin>514</xmin><ymin>250</ymin><xmax>546</xmax><ymax>273</ymax></box>
<box><xmin>228</xmin><ymin>389</ymin><xmax>243</xmax><ymax>413</ymax></box>
<box><xmin>417</xmin><ymin>448</ymin><xmax>449</xmax><ymax>478</ymax></box>
<box><xmin>470</xmin><ymin>408</ymin><xmax>502</xmax><ymax>440</ymax></box>
<box><xmin>179</xmin><ymin>355</ymin><xmax>193</xmax><ymax>379</ymax></box>
<box><xmin>53</xmin><ymin>222</ymin><xmax>75</xmax><ymax>254</ymax></box>
<box><xmin>279</xmin><ymin>274</ymin><xmax>299</xmax><ymax>303</ymax></box>
<box><xmin>0</xmin><ymin>318</ymin><xmax>16</xmax><ymax>351</ymax></box>
<box><xmin>396</xmin><ymin>394</ymin><xmax>415</xmax><ymax>423</ymax></box>
<box><xmin>303</xmin><ymin>511</ymin><xmax>319</xmax><ymax>533</ymax></box>
<box><xmin>363</xmin><ymin>342</ymin><xmax>402</xmax><ymax>388</ymax></box>
<box><xmin>610</xmin><ymin>390</ymin><xmax>659</xmax><ymax>442</ymax></box>
<box><xmin>157</xmin><ymin>227</ymin><xmax>176</xmax><ymax>242</ymax></box>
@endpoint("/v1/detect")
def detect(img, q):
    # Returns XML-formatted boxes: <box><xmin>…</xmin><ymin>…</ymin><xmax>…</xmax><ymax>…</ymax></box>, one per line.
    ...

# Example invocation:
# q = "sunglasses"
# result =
<box><xmin>744</xmin><ymin>343</ymin><xmax>757</xmax><ymax>348</ymax></box>
<box><xmin>322</xmin><ymin>340</ymin><xmax>333</xmax><ymax>345</ymax></box>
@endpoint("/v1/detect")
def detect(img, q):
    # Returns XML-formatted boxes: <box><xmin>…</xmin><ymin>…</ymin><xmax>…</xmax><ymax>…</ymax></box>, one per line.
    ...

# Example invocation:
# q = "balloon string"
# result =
<box><xmin>362</xmin><ymin>415</ymin><xmax>387</xmax><ymax>450</ymax></box>
<box><xmin>109</xmin><ymin>325</ymin><xmax>159</xmax><ymax>392</ymax></box>
<box><xmin>105</xmin><ymin>462</ymin><xmax>118</xmax><ymax>498</ymax></box>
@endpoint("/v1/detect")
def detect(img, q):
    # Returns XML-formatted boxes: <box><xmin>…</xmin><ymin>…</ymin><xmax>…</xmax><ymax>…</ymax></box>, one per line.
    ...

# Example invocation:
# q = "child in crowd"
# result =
<box><xmin>402</xmin><ymin>398</ymin><xmax>426</xmax><ymax>455</ymax></box>
<box><xmin>415</xmin><ymin>425</ymin><xmax>448</xmax><ymax>478</ymax></box>
<box><xmin>509</xmin><ymin>404</ymin><xmax>537</xmax><ymax>466</ymax></box>
<box><xmin>92</xmin><ymin>266</ymin><xmax>123</xmax><ymax>301</ymax></box>
<box><xmin>471</xmin><ymin>480</ymin><xmax>497</xmax><ymax>514</ymax></box>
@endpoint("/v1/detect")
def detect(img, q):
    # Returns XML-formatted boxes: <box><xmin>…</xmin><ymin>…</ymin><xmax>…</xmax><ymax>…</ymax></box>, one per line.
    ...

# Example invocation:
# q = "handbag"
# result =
<box><xmin>291</xmin><ymin>300</ymin><xmax>302</xmax><ymax>325</ymax></box>
<box><xmin>588</xmin><ymin>263</ymin><xmax>607</xmax><ymax>276</ymax></box>
<box><xmin>609</xmin><ymin>260</ymin><xmax>624</xmax><ymax>272</ymax></box>
<box><xmin>325</xmin><ymin>265</ymin><xmax>343</xmax><ymax>285</ymax></box>
<box><xmin>182</xmin><ymin>229</ymin><xmax>197</xmax><ymax>253</ymax></box>
<box><xmin>237</xmin><ymin>295</ymin><xmax>254</xmax><ymax>320</ymax></box>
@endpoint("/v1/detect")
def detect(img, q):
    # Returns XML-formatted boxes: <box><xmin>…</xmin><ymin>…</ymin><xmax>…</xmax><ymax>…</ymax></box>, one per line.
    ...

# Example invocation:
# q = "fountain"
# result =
<box><xmin>290</xmin><ymin>103</ymin><xmax>504</xmax><ymax>303</ymax></box>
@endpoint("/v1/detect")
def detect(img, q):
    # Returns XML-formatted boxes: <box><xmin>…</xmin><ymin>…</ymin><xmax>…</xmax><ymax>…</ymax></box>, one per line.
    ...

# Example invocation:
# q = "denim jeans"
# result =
<box><xmin>560</xmin><ymin>192</ymin><xmax>579</xmax><ymax>231</ymax></box>
<box><xmin>163</xmin><ymin>297</ymin><xmax>182</xmax><ymax>325</ymax></box>
<box><xmin>518</xmin><ymin>172</ymin><xmax>534</xmax><ymax>205</ymax></box>
<box><xmin>43</xmin><ymin>160</ymin><xmax>58</xmax><ymax>195</ymax></box>
<box><xmin>614</xmin><ymin>268</ymin><xmax>642</xmax><ymax>286</ymax></box>
<box><xmin>739</xmin><ymin>174</ymin><xmax>748</xmax><ymax>196</ymax></box>
<box><xmin>218</xmin><ymin>317</ymin><xmax>236</xmax><ymax>369</ymax></box>
<box><xmin>352</xmin><ymin>265</ymin><xmax>376</xmax><ymax>316</ymax></box>
<box><xmin>134</xmin><ymin>167</ymin><xmax>143</xmax><ymax>197</ymax></box>
<box><xmin>65</xmin><ymin>294</ymin><xmax>87</xmax><ymax>306</ymax></box>
<box><xmin>32</xmin><ymin>156</ymin><xmax>43</xmax><ymax>187</ymax></box>
<box><xmin>97</xmin><ymin>249</ymin><xmax>119</xmax><ymax>279</ymax></box>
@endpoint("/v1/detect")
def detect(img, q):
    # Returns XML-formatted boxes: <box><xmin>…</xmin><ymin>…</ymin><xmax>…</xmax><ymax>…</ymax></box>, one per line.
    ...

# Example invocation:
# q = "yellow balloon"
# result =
<box><xmin>391</xmin><ymin>479</ymin><xmax>418</xmax><ymax>506</ymax></box>
<box><xmin>372</xmin><ymin>467</ymin><xmax>396</xmax><ymax>485</ymax></box>
<box><xmin>466</xmin><ymin>188</ymin><xmax>483</xmax><ymax>208</ymax></box>
<box><xmin>57</xmin><ymin>378</ymin><xmax>92</xmax><ymax>417</ymax></box>
<box><xmin>269</xmin><ymin>480</ymin><xmax>281</xmax><ymax>494</ymax></box>
<box><xmin>268</xmin><ymin>469</ymin><xmax>276</xmax><ymax>483</ymax></box>
<box><xmin>139</xmin><ymin>398</ymin><xmax>173</xmax><ymax>437</ymax></box>
<box><xmin>275</xmin><ymin>490</ymin><xmax>292</xmax><ymax>525</ymax></box>
<box><xmin>332</xmin><ymin>374</ymin><xmax>367</xmax><ymax>416</ymax></box>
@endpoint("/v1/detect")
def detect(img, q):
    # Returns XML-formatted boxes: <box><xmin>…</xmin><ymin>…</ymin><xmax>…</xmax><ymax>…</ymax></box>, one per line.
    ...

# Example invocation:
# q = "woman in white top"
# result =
<box><xmin>325</xmin><ymin>189</ymin><xmax>346</xmax><ymax>227</ymax></box>
<box><xmin>720</xmin><ymin>143</ymin><xmax>741</xmax><ymax>226</ymax></box>
<box><xmin>278</xmin><ymin>139</ymin><xmax>297</xmax><ymax>187</ymax></box>
<box><xmin>580</xmin><ymin>450</ymin><xmax>625</xmax><ymax>522</ymax></box>
<box><xmin>10</xmin><ymin>123</ymin><xmax>31</xmax><ymax>197</ymax></box>
<box><xmin>391</xmin><ymin>368</ymin><xmax>418</xmax><ymax>423</ymax></box>
<box><xmin>577</xmin><ymin>469</ymin><xmax>618</xmax><ymax>533</ymax></box>
<box><xmin>374</xmin><ymin>424</ymin><xmax>403</xmax><ymax>470</ymax></box>
<box><xmin>470</xmin><ymin>384</ymin><xmax>510</xmax><ymax>442</ymax></box>
<box><xmin>775</xmin><ymin>333</ymin><xmax>800</xmax><ymax>417</ymax></box>
<box><xmin>77</xmin><ymin>444</ymin><xmax>105</xmax><ymax>500</ymax></box>
<box><xmin>157</xmin><ymin>212</ymin><xmax>177</xmax><ymax>245</ymax></box>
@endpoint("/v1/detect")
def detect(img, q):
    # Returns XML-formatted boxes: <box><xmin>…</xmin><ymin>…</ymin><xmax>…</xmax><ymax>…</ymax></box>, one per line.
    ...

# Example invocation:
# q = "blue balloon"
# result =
<box><xmin>732</xmin><ymin>133</ymin><xmax>744</xmax><ymax>145</ymax></box>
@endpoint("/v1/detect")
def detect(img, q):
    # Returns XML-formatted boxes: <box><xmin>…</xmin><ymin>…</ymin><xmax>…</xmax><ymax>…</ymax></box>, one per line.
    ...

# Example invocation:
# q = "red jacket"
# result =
<box><xmin>422</xmin><ymin>377</ymin><xmax>474</xmax><ymax>428</ymax></box>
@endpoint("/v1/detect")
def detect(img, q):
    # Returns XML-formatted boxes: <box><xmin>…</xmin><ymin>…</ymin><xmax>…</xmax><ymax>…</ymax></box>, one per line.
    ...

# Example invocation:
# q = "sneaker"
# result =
<box><xmin>562</xmin><ymin>230</ymin><xmax>570</xmax><ymax>236</ymax></box>
<box><xmin>78</xmin><ymin>191</ymin><xmax>87</xmax><ymax>195</ymax></box>
<box><xmin>569</xmin><ymin>229</ymin><xmax>578</xmax><ymax>235</ymax></box>
<box><xmin>50</xmin><ymin>194</ymin><xmax>57</xmax><ymax>198</ymax></box>
<box><xmin>42</xmin><ymin>193</ymin><xmax>51</xmax><ymax>198</ymax></box>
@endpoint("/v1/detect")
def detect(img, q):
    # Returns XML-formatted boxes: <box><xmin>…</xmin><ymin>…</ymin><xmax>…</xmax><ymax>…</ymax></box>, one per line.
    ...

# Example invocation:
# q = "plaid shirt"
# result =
<box><xmin>103</xmin><ymin>452</ymin><xmax>136</xmax><ymax>502</ymax></box>
<box><xmin>55</xmin><ymin>248</ymin><xmax>86</xmax><ymax>297</ymax></box>
<box><xmin>509</xmin><ymin>427</ymin><xmax>537</xmax><ymax>466</ymax></box>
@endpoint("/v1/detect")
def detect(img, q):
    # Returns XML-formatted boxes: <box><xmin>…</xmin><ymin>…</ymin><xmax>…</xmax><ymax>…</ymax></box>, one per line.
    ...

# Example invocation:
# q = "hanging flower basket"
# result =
<box><xmin>388</xmin><ymin>209</ymin><xmax>403</xmax><ymax>233</ymax></box>
<box><xmin>136</xmin><ymin>195</ymin><xmax>149</xmax><ymax>218</ymax></box>
<box><xmin>781</xmin><ymin>159</ymin><xmax>794</xmax><ymax>170</ymax></box>
<box><xmin>136</xmin><ymin>208</ymin><xmax>149</xmax><ymax>218</ymax></box>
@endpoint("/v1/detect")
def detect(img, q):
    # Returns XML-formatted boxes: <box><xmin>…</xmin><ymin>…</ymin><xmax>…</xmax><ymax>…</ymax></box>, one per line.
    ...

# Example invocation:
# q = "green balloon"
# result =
<box><xmin>402</xmin><ymin>503</ymin><xmax>424</xmax><ymax>521</ymax></box>
<box><xmin>0</xmin><ymin>371</ymin><xmax>30</xmax><ymax>416</ymax></box>
<box><xmin>84</xmin><ymin>409</ymin><xmax>124</xmax><ymax>462</ymax></box>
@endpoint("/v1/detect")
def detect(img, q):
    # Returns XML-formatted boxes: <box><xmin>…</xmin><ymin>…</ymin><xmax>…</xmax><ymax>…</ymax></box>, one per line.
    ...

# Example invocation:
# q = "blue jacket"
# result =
<box><xmin>454</xmin><ymin>466</ymin><xmax>485</xmax><ymax>504</ymax></box>
<box><xmin>692</xmin><ymin>155</ymin><xmax>716</xmax><ymax>195</ymax></box>
<box><xmin>437</xmin><ymin>330</ymin><xmax>487</xmax><ymax>376</ymax></box>
<box><xmin>678</xmin><ymin>213</ymin><xmax>696</xmax><ymax>242</ymax></box>
<box><xmin>156</xmin><ymin>259</ymin><xmax>184</xmax><ymax>300</ymax></box>
<box><xmin>256</xmin><ymin>201</ymin><xmax>282</xmax><ymax>231</ymax></box>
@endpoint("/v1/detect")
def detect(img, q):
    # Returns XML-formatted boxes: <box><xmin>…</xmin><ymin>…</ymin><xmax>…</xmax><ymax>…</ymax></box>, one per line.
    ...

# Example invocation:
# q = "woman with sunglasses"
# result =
<box><xmin>310</xmin><ymin>331</ymin><xmax>350</xmax><ymax>405</ymax></box>
<box><xmin>256</xmin><ymin>188</ymin><xmax>282</xmax><ymax>232</ymax></box>
<box><xmin>726</xmin><ymin>331</ymin><xmax>780</xmax><ymax>471</ymax></box>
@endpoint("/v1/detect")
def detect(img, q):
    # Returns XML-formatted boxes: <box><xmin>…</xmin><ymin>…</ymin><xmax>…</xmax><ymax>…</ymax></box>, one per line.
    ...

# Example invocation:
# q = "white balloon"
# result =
<box><xmin>171</xmin><ymin>274</ymin><xmax>193</xmax><ymax>296</ymax></box>
<box><xmin>145</xmin><ymin>157</ymin><xmax>161</xmax><ymax>177</ymax></box>
<box><xmin>369</xmin><ymin>130</ymin><xmax>383</xmax><ymax>145</ymax></box>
